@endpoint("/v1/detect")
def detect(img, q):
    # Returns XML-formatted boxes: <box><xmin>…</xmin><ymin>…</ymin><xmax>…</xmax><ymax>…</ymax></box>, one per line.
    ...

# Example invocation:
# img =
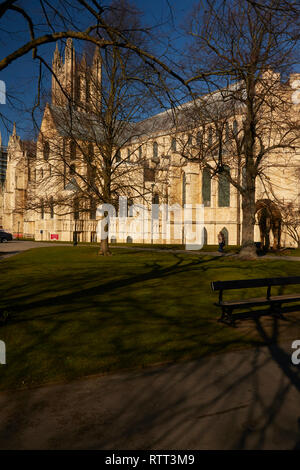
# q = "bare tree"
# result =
<box><xmin>0</xmin><ymin>0</ymin><xmax>188</xmax><ymax>92</ymax></box>
<box><xmin>181</xmin><ymin>0</ymin><xmax>300</xmax><ymax>257</ymax></box>
<box><xmin>281</xmin><ymin>203</ymin><xmax>300</xmax><ymax>248</ymax></box>
<box><xmin>22</xmin><ymin>4</ymin><xmax>173</xmax><ymax>255</ymax></box>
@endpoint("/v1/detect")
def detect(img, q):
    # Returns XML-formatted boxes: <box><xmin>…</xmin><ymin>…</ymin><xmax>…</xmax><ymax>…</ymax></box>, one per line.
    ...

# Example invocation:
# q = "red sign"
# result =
<box><xmin>51</xmin><ymin>234</ymin><xmax>59</xmax><ymax>240</ymax></box>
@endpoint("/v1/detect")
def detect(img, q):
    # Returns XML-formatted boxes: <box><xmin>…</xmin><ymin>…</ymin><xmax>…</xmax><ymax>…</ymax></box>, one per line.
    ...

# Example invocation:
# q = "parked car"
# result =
<box><xmin>0</xmin><ymin>230</ymin><xmax>13</xmax><ymax>242</ymax></box>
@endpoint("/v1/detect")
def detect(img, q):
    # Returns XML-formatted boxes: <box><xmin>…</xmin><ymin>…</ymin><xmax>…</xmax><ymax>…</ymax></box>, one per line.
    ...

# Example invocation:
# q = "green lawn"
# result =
<box><xmin>273</xmin><ymin>247</ymin><xmax>300</xmax><ymax>257</ymax></box>
<box><xmin>110</xmin><ymin>243</ymin><xmax>239</xmax><ymax>253</ymax></box>
<box><xmin>0</xmin><ymin>246</ymin><xmax>300</xmax><ymax>391</ymax></box>
<box><xmin>27</xmin><ymin>239</ymin><xmax>239</xmax><ymax>252</ymax></box>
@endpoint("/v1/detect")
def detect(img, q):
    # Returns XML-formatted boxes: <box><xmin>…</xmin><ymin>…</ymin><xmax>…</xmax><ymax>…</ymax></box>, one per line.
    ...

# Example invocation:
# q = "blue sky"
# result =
<box><xmin>0</xmin><ymin>0</ymin><xmax>298</xmax><ymax>145</ymax></box>
<box><xmin>0</xmin><ymin>0</ymin><xmax>197</xmax><ymax>145</ymax></box>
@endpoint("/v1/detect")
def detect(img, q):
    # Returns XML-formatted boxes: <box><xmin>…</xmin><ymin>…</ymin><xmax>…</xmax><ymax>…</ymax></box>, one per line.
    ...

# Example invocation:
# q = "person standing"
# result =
<box><xmin>218</xmin><ymin>231</ymin><xmax>225</xmax><ymax>253</ymax></box>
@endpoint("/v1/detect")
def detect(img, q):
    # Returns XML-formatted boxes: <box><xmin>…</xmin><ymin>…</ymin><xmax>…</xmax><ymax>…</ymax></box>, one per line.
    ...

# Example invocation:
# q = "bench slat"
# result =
<box><xmin>211</xmin><ymin>276</ymin><xmax>300</xmax><ymax>291</ymax></box>
<box><xmin>218</xmin><ymin>293</ymin><xmax>300</xmax><ymax>308</ymax></box>
<box><xmin>218</xmin><ymin>297</ymin><xmax>270</xmax><ymax>307</ymax></box>
<box><xmin>270</xmin><ymin>293</ymin><xmax>300</xmax><ymax>302</ymax></box>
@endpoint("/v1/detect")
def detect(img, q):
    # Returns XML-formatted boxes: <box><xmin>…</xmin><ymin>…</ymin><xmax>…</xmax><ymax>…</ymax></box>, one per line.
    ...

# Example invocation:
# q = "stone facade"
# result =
<box><xmin>0</xmin><ymin>41</ymin><xmax>299</xmax><ymax>247</ymax></box>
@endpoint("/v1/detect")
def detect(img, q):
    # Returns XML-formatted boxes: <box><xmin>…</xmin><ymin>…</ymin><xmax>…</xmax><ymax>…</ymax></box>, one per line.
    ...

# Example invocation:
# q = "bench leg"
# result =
<box><xmin>218</xmin><ymin>307</ymin><xmax>234</xmax><ymax>325</ymax></box>
<box><xmin>218</xmin><ymin>307</ymin><xmax>226</xmax><ymax>322</ymax></box>
<box><xmin>270</xmin><ymin>303</ymin><xmax>285</xmax><ymax>319</ymax></box>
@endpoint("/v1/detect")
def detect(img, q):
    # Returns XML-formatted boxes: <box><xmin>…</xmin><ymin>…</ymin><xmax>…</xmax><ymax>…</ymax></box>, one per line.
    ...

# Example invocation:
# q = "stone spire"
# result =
<box><xmin>8</xmin><ymin>121</ymin><xmax>20</xmax><ymax>150</ymax></box>
<box><xmin>52</xmin><ymin>43</ymin><xmax>64</xmax><ymax>106</ymax></box>
<box><xmin>53</xmin><ymin>42</ymin><xmax>60</xmax><ymax>64</ymax></box>
<box><xmin>92</xmin><ymin>46</ymin><xmax>101</xmax><ymax>64</ymax></box>
<box><xmin>65</xmin><ymin>38</ymin><xmax>74</xmax><ymax>62</ymax></box>
<box><xmin>90</xmin><ymin>47</ymin><xmax>102</xmax><ymax>112</ymax></box>
<box><xmin>64</xmin><ymin>38</ymin><xmax>76</xmax><ymax>104</ymax></box>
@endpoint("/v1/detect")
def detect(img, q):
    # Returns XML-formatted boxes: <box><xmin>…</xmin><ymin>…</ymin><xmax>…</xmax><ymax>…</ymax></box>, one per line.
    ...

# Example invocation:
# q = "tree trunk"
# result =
<box><xmin>98</xmin><ymin>237</ymin><xmax>111</xmax><ymax>256</ymax></box>
<box><xmin>239</xmin><ymin>75</ymin><xmax>257</xmax><ymax>260</ymax></box>
<box><xmin>239</xmin><ymin>173</ymin><xmax>257</xmax><ymax>259</ymax></box>
<box><xmin>98</xmin><ymin>215</ymin><xmax>112</xmax><ymax>256</ymax></box>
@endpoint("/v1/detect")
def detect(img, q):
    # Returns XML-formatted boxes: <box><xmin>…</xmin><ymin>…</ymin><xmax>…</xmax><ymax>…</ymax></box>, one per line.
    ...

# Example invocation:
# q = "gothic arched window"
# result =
<box><xmin>43</xmin><ymin>142</ymin><xmax>50</xmax><ymax>161</ymax></box>
<box><xmin>208</xmin><ymin>127</ymin><xmax>213</xmax><ymax>147</ymax></box>
<box><xmin>70</xmin><ymin>141</ymin><xmax>76</xmax><ymax>160</ymax></box>
<box><xmin>233</xmin><ymin>120</ymin><xmax>238</xmax><ymax>135</ymax></box>
<box><xmin>202</xmin><ymin>168</ymin><xmax>211</xmax><ymax>207</ymax></box>
<box><xmin>88</xmin><ymin>143</ymin><xmax>94</xmax><ymax>162</ymax></box>
<box><xmin>225</xmin><ymin>122</ymin><xmax>230</xmax><ymax>141</ymax></box>
<box><xmin>153</xmin><ymin>142</ymin><xmax>158</xmax><ymax>159</ymax></box>
<box><xmin>242</xmin><ymin>166</ymin><xmax>246</xmax><ymax>189</ymax></box>
<box><xmin>171</xmin><ymin>137</ymin><xmax>176</xmax><ymax>152</ymax></box>
<box><xmin>74</xmin><ymin>198</ymin><xmax>79</xmax><ymax>220</ymax></box>
<box><xmin>89</xmin><ymin>197</ymin><xmax>96</xmax><ymax>220</ymax></box>
<box><xmin>50</xmin><ymin>197</ymin><xmax>54</xmax><ymax>219</ymax></box>
<box><xmin>41</xmin><ymin>199</ymin><xmax>44</xmax><ymax>219</ymax></box>
<box><xmin>152</xmin><ymin>193</ymin><xmax>159</xmax><ymax>219</ymax></box>
<box><xmin>221</xmin><ymin>227</ymin><xmax>229</xmax><ymax>245</ymax></box>
<box><xmin>202</xmin><ymin>227</ymin><xmax>208</xmax><ymax>245</ymax></box>
<box><xmin>196</xmin><ymin>131</ymin><xmax>202</xmax><ymax>146</ymax></box>
<box><xmin>182</xmin><ymin>172</ymin><xmax>186</xmax><ymax>206</ymax></box>
<box><xmin>152</xmin><ymin>193</ymin><xmax>159</xmax><ymax>205</ymax></box>
<box><xmin>218</xmin><ymin>165</ymin><xmax>230</xmax><ymax>207</ymax></box>
<box><xmin>86</xmin><ymin>77</ymin><xmax>90</xmax><ymax>101</ymax></box>
<box><xmin>128</xmin><ymin>198</ymin><xmax>134</xmax><ymax>217</ymax></box>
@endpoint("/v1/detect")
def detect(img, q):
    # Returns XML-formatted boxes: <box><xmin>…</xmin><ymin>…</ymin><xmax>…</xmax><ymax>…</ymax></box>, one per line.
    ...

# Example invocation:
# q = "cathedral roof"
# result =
<box><xmin>49</xmin><ymin>105</ymin><xmax>105</xmax><ymax>142</ymax></box>
<box><xmin>130</xmin><ymin>80</ymin><xmax>245</xmax><ymax>140</ymax></box>
<box><xmin>48</xmin><ymin>79</ymin><xmax>245</xmax><ymax>145</ymax></box>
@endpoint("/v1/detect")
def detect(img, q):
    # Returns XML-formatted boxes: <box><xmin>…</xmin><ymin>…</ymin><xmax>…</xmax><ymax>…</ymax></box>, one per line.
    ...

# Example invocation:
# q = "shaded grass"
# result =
<box><xmin>28</xmin><ymin>239</ymin><xmax>239</xmax><ymax>253</ymax></box>
<box><xmin>273</xmin><ymin>248</ymin><xmax>300</xmax><ymax>257</ymax></box>
<box><xmin>0</xmin><ymin>246</ymin><xmax>300</xmax><ymax>391</ymax></box>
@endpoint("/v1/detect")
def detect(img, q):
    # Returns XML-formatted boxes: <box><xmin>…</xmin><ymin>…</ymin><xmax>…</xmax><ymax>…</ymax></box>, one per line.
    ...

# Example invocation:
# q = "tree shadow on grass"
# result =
<box><xmin>1</xmin><ymin>253</ymin><xmax>300</xmax><ymax>449</ymax></box>
<box><xmin>1</xmin><ymin>254</ymin><xmax>220</xmax><ymax>323</ymax></box>
<box><xmin>1</xmin><ymin>313</ymin><xmax>299</xmax><ymax>449</ymax></box>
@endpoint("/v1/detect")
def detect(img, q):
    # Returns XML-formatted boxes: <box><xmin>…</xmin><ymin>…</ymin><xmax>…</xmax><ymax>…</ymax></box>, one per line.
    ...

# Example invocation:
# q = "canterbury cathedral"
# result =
<box><xmin>0</xmin><ymin>39</ymin><xmax>299</xmax><ymax>248</ymax></box>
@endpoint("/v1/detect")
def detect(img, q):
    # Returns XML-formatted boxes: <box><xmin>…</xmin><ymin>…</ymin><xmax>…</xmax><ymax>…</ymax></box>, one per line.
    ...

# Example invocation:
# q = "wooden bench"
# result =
<box><xmin>211</xmin><ymin>276</ymin><xmax>300</xmax><ymax>324</ymax></box>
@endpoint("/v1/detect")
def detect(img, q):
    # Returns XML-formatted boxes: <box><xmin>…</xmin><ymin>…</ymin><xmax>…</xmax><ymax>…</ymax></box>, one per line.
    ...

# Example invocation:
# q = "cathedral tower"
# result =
<box><xmin>51</xmin><ymin>40</ymin><xmax>102</xmax><ymax>112</ymax></box>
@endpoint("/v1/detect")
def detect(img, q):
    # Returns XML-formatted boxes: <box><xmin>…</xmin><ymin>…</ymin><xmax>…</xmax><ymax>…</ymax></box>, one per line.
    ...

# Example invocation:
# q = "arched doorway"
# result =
<box><xmin>221</xmin><ymin>227</ymin><xmax>229</xmax><ymax>245</ymax></box>
<box><xmin>255</xmin><ymin>199</ymin><xmax>282</xmax><ymax>250</ymax></box>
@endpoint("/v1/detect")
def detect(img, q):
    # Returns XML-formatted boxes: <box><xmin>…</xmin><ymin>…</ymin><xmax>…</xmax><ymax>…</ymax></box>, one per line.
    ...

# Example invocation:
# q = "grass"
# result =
<box><xmin>0</xmin><ymin>246</ymin><xmax>300</xmax><ymax>391</ymax></box>
<box><xmin>109</xmin><ymin>243</ymin><xmax>239</xmax><ymax>253</ymax></box>
<box><xmin>273</xmin><ymin>247</ymin><xmax>300</xmax><ymax>257</ymax></box>
<box><xmin>31</xmin><ymin>239</ymin><xmax>239</xmax><ymax>253</ymax></box>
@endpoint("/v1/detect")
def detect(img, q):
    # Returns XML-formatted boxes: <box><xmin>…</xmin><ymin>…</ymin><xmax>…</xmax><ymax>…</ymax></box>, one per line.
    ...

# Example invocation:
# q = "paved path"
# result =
<box><xmin>0</xmin><ymin>343</ymin><xmax>299</xmax><ymax>450</ymax></box>
<box><xmin>0</xmin><ymin>241</ymin><xmax>72</xmax><ymax>260</ymax></box>
<box><xmin>3</xmin><ymin>240</ymin><xmax>300</xmax><ymax>261</ymax></box>
<box><xmin>0</xmin><ymin>240</ymin><xmax>227</xmax><ymax>259</ymax></box>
